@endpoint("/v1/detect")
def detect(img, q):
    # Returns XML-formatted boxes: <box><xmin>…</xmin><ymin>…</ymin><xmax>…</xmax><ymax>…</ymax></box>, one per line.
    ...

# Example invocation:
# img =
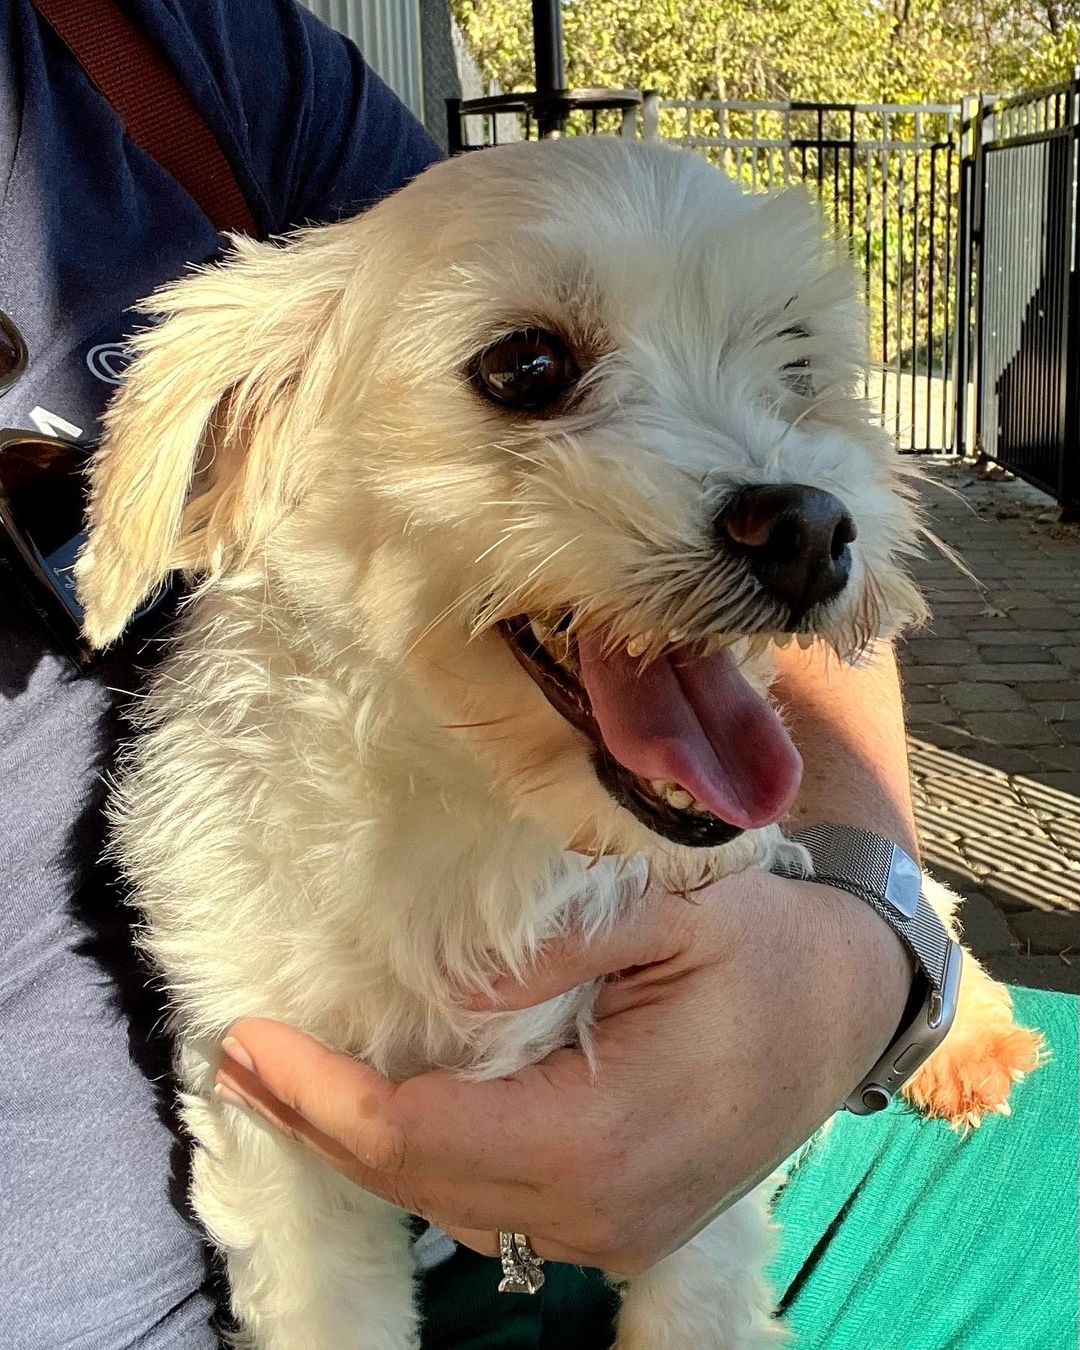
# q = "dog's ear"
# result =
<box><xmin>75</xmin><ymin>233</ymin><xmax>347</xmax><ymax>648</ymax></box>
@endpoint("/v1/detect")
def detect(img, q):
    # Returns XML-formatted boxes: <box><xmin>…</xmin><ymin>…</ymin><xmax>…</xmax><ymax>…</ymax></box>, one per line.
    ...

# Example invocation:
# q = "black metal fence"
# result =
<box><xmin>955</xmin><ymin>80</ymin><xmax>1080</xmax><ymax>514</ymax></box>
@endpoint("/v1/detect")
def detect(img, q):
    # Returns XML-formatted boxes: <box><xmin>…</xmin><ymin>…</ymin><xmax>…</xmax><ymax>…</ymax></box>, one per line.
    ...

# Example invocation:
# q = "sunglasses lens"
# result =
<box><xmin>0</xmin><ymin>310</ymin><xmax>28</xmax><ymax>393</ymax></box>
<box><xmin>0</xmin><ymin>433</ymin><xmax>92</xmax><ymax>662</ymax></box>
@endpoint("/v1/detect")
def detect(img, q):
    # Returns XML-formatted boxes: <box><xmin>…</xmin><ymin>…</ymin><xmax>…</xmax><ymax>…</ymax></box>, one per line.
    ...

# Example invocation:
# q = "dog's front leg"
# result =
<box><xmin>181</xmin><ymin>1046</ymin><xmax>419</xmax><ymax>1350</ymax></box>
<box><xmin>612</xmin><ymin>1184</ymin><xmax>786</xmax><ymax>1349</ymax></box>
<box><xmin>900</xmin><ymin>876</ymin><xmax>1043</xmax><ymax>1130</ymax></box>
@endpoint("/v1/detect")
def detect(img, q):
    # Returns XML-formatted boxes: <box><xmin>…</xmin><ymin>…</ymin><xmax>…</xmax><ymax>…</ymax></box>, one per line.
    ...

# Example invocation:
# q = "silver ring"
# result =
<box><xmin>497</xmin><ymin>1231</ymin><xmax>545</xmax><ymax>1294</ymax></box>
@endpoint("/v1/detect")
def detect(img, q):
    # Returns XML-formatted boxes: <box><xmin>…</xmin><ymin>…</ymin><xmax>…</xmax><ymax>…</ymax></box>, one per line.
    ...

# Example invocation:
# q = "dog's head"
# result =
<box><xmin>78</xmin><ymin>139</ymin><xmax>924</xmax><ymax>876</ymax></box>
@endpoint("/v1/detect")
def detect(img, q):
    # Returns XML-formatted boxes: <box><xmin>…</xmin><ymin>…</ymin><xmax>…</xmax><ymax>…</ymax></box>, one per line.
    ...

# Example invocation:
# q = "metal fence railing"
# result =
<box><xmin>955</xmin><ymin>81</ymin><xmax>1080</xmax><ymax>515</ymax></box>
<box><xmin>446</xmin><ymin>88</ymin><xmax>641</xmax><ymax>151</ymax></box>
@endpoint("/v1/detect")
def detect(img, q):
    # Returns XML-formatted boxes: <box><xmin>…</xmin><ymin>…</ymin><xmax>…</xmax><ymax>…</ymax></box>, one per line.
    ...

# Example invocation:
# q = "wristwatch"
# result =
<box><xmin>771</xmin><ymin>823</ymin><xmax>963</xmax><ymax>1114</ymax></box>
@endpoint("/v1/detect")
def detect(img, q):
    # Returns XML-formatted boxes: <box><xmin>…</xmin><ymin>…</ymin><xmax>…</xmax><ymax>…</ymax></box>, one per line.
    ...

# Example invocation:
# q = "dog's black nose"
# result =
<box><xmin>716</xmin><ymin>484</ymin><xmax>857</xmax><ymax>621</ymax></box>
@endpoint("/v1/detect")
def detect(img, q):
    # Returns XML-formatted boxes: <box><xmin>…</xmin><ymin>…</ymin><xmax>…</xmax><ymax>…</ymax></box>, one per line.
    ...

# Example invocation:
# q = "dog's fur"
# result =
<box><xmin>76</xmin><ymin>140</ymin><xmax>1041</xmax><ymax>1348</ymax></box>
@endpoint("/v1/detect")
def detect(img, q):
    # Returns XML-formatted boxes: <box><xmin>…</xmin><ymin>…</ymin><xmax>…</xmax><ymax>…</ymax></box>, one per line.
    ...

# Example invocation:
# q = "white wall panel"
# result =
<box><xmin>299</xmin><ymin>0</ymin><xmax>424</xmax><ymax>120</ymax></box>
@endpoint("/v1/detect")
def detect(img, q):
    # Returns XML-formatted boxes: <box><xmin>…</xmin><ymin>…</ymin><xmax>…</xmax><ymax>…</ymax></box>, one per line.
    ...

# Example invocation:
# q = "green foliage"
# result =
<box><xmin>451</xmin><ymin>0</ymin><xmax>1079</xmax><ymax>102</ymax></box>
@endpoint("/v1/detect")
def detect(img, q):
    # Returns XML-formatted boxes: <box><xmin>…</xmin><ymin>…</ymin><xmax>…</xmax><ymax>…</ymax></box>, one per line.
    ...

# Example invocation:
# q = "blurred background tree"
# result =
<box><xmin>451</xmin><ymin>0</ymin><xmax>1079</xmax><ymax>100</ymax></box>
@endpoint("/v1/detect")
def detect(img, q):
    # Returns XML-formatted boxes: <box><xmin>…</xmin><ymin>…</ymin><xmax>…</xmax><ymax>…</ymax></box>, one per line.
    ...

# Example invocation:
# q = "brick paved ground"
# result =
<box><xmin>900</xmin><ymin>457</ymin><xmax>1079</xmax><ymax>994</ymax></box>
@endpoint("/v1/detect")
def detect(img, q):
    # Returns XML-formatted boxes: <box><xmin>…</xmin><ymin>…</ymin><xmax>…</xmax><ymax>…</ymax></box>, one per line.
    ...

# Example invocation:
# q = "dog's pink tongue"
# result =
<box><xmin>577</xmin><ymin>634</ymin><xmax>803</xmax><ymax>830</ymax></box>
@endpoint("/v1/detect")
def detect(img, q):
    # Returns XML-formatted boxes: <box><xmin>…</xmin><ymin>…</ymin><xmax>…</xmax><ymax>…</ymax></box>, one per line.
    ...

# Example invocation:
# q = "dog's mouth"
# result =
<box><xmin>498</xmin><ymin>614</ymin><xmax>803</xmax><ymax>848</ymax></box>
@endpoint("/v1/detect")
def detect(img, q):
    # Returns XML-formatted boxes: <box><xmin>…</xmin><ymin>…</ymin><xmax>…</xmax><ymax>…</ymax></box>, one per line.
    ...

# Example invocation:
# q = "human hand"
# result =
<box><xmin>216</xmin><ymin>868</ymin><xmax>910</xmax><ymax>1275</ymax></box>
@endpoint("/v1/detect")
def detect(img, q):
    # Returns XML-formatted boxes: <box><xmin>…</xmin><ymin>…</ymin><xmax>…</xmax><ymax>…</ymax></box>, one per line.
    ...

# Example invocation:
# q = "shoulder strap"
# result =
<box><xmin>31</xmin><ymin>0</ymin><xmax>259</xmax><ymax>237</ymax></box>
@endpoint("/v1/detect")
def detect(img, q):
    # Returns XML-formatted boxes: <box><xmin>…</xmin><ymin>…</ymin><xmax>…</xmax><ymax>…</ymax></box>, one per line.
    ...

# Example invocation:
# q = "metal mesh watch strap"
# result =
<box><xmin>772</xmin><ymin>823</ymin><xmax>962</xmax><ymax>1113</ymax></box>
<box><xmin>771</xmin><ymin>823</ymin><xmax>952</xmax><ymax>997</ymax></box>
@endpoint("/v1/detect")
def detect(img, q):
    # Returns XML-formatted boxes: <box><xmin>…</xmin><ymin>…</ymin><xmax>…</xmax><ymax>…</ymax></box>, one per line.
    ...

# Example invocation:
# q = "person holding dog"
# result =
<box><xmin>1</xmin><ymin>1</ymin><xmax>1075</xmax><ymax>1348</ymax></box>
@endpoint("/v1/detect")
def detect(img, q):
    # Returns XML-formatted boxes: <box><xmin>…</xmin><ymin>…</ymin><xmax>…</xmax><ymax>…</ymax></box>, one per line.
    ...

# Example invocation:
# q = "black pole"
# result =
<box><xmin>532</xmin><ymin>0</ymin><xmax>566</xmax><ymax>137</ymax></box>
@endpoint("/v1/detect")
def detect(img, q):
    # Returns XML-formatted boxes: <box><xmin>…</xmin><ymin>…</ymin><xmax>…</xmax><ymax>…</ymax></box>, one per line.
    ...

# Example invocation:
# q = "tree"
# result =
<box><xmin>451</xmin><ymin>0</ymin><xmax>1080</xmax><ymax>102</ymax></box>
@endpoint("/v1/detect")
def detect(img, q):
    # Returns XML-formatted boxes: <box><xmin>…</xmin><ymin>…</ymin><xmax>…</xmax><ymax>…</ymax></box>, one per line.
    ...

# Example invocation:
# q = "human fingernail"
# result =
<box><xmin>213</xmin><ymin>1079</ymin><xmax>253</xmax><ymax>1111</ymax></box>
<box><xmin>222</xmin><ymin>1035</ymin><xmax>256</xmax><ymax>1074</ymax></box>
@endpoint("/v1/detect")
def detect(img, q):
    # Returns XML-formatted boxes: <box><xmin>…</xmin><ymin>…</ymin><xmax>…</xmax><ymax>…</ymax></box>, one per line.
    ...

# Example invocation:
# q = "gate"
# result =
<box><xmin>956</xmin><ymin>81</ymin><xmax>1080</xmax><ymax>514</ymax></box>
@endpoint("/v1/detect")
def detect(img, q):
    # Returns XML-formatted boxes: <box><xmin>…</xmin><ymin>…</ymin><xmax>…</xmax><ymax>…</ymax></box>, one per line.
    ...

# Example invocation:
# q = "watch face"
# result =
<box><xmin>884</xmin><ymin>844</ymin><xmax>921</xmax><ymax>918</ymax></box>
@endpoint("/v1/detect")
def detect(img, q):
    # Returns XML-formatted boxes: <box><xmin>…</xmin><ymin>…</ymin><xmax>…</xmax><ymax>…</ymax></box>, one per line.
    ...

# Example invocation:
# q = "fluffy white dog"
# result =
<box><xmin>76</xmin><ymin>139</ymin><xmax>1039</xmax><ymax>1348</ymax></box>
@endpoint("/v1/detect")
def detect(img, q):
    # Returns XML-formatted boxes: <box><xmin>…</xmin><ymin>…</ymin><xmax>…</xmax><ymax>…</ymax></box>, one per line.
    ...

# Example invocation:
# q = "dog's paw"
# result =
<box><xmin>902</xmin><ymin>1002</ymin><xmax>1044</xmax><ymax>1130</ymax></box>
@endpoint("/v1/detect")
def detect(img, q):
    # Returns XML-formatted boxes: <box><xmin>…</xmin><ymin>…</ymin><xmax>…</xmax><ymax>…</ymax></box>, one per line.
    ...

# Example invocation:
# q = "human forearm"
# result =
<box><xmin>773</xmin><ymin>639</ymin><xmax>918</xmax><ymax>858</ymax></box>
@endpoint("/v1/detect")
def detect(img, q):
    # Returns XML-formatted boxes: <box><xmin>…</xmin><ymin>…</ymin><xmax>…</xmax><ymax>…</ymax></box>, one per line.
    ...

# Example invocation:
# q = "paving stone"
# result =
<box><xmin>1031</xmin><ymin>745</ymin><xmax>1080</xmax><ymax>772</ymax></box>
<box><xmin>1001</xmin><ymin>608</ymin><xmax>1078</xmax><ymax>629</ymax></box>
<box><xmin>905</xmin><ymin>702</ymin><xmax>959</xmax><ymax>724</ymax></box>
<box><xmin>980</xmin><ymin>871</ymin><xmax>1080</xmax><ymax>913</ymax></box>
<box><xmin>1022</xmin><ymin>681</ymin><xmax>1080</xmax><ymax>702</ymax></box>
<box><xmin>1010</xmin><ymin>910</ymin><xmax>1080</xmax><ymax>954</ymax></box>
<box><xmin>952</xmin><ymin>744</ymin><xmax>1045</xmax><ymax>774</ymax></box>
<box><xmin>1043</xmin><ymin>820</ymin><xmax>1080</xmax><ymax>863</ymax></box>
<box><xmin>957</xmin><ymin>663</ymin><xmax>1070</xmax><ymax>682</ymax></box>
<box><xmin>948</xmin><ymin>613</ymin><xmax>1017</xmax><ymax>631</ymax></box>
<box><xmin>920</xmin><ymin>618</ymin><xmax>964</xmax><ymax>638</ymax></box>
<box><xmin>1016</xmin><ymin>772</ymin><xmax>1080</xmax><ymax>802</ymax></box>
<box><xmin>929</xmin><ymin>601</ymin><xmax>1006</xmax><ymax>616</ymax></box>
<box><xmin>978</xmin><ymin>950</ymin><xmax>1080</xmax><ymax>995</ymax></box>
<box><xmin>900</xmin><ymin>461</ymin><xmax>1079</xmax><ymax>972</ymax></box>
<box><xmin>965</xmin><ymin>629</ymin><xmax>1068</xmax><ymax>646</ymax></box>
<box><xmin>1033</xmin><ymin>702</ymin><xmax>1080</xmax><ymax>720</ymax></box>
<box><xmin>979</xmin><ymin>645</ymin><xmax>1060</xmax><ymax>664</ymax></box>
<box><xmin>1050</xmin><ymin>646</ymin><xmax>1080</xmax><ymax>671</ymax></box>
<box><xmin>961</xmin><ymin>830</ymin><xmax>1078</xmax><ymax>877</ymax></box>
<box><xmin>943</xmin><ymin>683</ymin><xmax>1026</xmax><ymax>712</ymax></box>
<box><xmin>962</xmin><ymin>713</ymin><xmax>1061</xmax><ymax>746</ymax></box>
<box><xmin>914</xmin><ymin>805</ymin><xmax>966</xmax><ymax>843</ymax></box>
<box><xmin>983</xmin><ymin>592</ymin><xmax>1060</xmax><ymax>610</ymax></box>
<box><xmin>903</xmin><ymin>639</ymin><xmax>976</xmax><ymax>663</ymax></box>
<box><xmin>909</xmin><ymin>723</ymin><xmax>977</xmax><ymax>750</ymax></box>
<box><xmin>902</xmin><ymin>664</ymin><xmax>958</xmax><ymax>684</ymax></box>
<box><xmin>956</xmin><ymin>893</ymin><xmax>1022</xmax><ymax>956</ymax></box>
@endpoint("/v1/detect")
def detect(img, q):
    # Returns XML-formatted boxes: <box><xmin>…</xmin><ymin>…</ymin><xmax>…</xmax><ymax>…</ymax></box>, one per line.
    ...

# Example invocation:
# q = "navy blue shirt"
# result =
<box><xmin>0</xmin><ymin>4</ymin><xmax>438</xmax><ymax>1345</ymax></box>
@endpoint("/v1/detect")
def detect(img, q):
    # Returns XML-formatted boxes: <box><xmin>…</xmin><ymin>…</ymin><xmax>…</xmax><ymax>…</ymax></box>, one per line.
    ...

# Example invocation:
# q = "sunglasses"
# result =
<box><xmin>0</xmin><ymin>428</ymin><xmax>99</xmax><ymax>665</ymax></box>
<box><xmin>0</xmin><ymin>308</ymin><xmax>27</xmax><ymax>394</ymax></box>
<box><xmin>0</xmin><ymin>429</ymin><xmax>173</xmax><ymax>668</ymax></box>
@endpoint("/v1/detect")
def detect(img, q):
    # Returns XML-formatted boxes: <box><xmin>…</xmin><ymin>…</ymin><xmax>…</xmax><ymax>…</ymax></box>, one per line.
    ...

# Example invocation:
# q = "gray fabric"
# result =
<box><xmin>0</xmin><ymin>592</ymin><xmax>218</xmax><ymax>1348</ymax></box>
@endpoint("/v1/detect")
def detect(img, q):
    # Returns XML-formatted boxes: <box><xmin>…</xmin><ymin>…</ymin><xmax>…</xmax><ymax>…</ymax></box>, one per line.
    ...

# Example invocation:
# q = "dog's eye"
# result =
<box><xmin>784</xmin><ymin>356</ymin><xmax>815</xmax><ymax>398</ymax></box>
<box><xmin>470</xmin><ymin>329</ymin><xmax>579</xmax><ymax>413</ymax></box>
<box><xmin>780</xmin><ymin>325</ymin><xmax>814</xmax><ymax>398</ymax></box>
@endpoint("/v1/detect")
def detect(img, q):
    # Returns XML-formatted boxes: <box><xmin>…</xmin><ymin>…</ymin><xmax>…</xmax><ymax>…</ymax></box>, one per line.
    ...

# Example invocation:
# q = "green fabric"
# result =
<box><xmin>770</xmin><ymin>986</ymin><xmax>1079</xmax><ymax>1349</ymax></box>
<box><xmin>420</xmin><ymin>988</ymin><xmax>1078</xmax><ymax>1349</ymax></box>
<box><xmin>420</xmin><ymin>1245</ymin><xmax>618</xmax><ymax>1349</ymax></box>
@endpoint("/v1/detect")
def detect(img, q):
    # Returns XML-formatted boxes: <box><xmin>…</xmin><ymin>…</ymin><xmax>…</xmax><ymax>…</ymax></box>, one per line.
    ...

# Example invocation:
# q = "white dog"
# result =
<box><xmin>76</xmin><ymin>139</ymin><xmax>1039</xmax><ymax>1348</ymax></box>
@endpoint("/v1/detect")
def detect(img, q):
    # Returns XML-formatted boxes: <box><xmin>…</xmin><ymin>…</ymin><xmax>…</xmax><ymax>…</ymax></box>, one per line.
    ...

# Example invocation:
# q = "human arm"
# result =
<box><xmin>170</xmin><ymin>0</ymin><xmax>442</xmax><ymax>235</ymax></box>
<box><xmin>215</xmin><ymin>642</ymin><xmax>915</xmax><ymax>1272</ymax></box>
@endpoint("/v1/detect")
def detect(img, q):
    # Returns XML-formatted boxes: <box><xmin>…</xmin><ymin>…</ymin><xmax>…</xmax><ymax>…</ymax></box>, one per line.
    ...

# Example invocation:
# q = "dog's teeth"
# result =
<box><xmin>650</xmin><ymin>778</ymin><xmax>672</xmax><ymax>795</ymax></box>
<box><xmin>529</xmin><ymin>618</ymin><xmax>548</xmax><ymax>644</ymax></box>
<box><xmin>627</xmin><ymin>634</ymin><xmax>651</xmax><ymax>658</ymax></box>
<box><xmin>797</xmin><ymin>632</ymin><xmax>814</xmax><ymax>650</ymax></box>
<box><xmin>774</xmin><ymin>634</ymin><xmax>792</xmax><ymax>648</ymax></box>
<box><xmin>667</xmin><ymin>628</ymin><xmax>687</xmax><ymax>644</ymax></box>
<box><xmin>665</xmin><ymin>787</ymin><xmax>694</xmax><ymax>810</ymax></box>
